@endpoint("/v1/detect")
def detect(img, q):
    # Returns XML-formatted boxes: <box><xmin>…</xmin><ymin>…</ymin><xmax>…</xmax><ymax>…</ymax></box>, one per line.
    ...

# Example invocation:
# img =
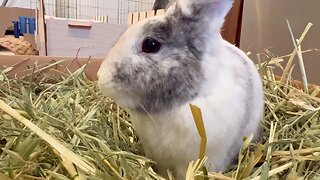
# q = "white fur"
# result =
<box><xmin>123</xmin><ymin>38</ymin><xmax>263</xmax><ymax>179</ymax></box>
<box><xmin>98</xmin><ymin>0</ymin><xmax>263</xmax><ymax>179</ymax></box>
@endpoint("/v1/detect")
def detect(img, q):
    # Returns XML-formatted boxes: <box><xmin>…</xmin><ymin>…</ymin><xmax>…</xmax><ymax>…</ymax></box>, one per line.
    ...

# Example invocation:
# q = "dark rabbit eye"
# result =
<box><xmin>142</xmin><ymin>38</ymin><xmax>161</xmax><ymax>53</ymax></box>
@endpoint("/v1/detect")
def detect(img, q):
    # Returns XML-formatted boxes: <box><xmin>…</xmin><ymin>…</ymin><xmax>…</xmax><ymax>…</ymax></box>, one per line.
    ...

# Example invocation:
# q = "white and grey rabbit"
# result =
<box><xmin>98</xmin><ymin>0</ymin><xmax>264</xmax><ymax>179</ymax></box>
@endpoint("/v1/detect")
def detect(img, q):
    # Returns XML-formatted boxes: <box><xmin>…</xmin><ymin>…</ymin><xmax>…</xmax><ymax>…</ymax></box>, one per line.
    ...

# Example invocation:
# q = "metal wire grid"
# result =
<box><xmin>30</xmin><ymin>0</ymin><xmax>153</xmax><ymax>24</ymax></box>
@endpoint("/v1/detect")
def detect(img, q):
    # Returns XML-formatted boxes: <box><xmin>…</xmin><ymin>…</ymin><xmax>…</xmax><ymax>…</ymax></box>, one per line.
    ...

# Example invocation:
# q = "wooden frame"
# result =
<box><xmin>222</xmin><ymin>0</ymin><xmax>244</xmax><ymax>47</ymax></box>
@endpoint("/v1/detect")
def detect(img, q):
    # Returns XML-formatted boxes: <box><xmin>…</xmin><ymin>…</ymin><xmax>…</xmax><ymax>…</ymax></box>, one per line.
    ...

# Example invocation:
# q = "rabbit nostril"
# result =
<box><xmin>142</xmin><ymin>38</ymin><xmax>161</xmax><ymax>53</ymax></box>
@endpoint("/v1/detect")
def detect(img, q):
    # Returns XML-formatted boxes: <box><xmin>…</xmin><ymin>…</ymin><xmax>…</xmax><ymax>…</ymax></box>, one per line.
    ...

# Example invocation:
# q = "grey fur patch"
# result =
<box><xmin>113</xmin><ymin>54</ymin><xmax>202</xmax><ymax>114</ymax></box>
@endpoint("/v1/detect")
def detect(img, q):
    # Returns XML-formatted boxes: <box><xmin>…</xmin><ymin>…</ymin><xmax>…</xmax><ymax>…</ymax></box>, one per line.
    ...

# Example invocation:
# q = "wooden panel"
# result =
<box><xmin>222</xmin><ymin>0</ymin><xmax>244</xmax><ymax>47</ymax></box>
<box><xmin>146</xmin><ymin>10</ymin><xmax>155</xmax><ymax>18</ymax></box>
<box><xmin>94</xmin><ymin>16</ymin><xmax>108</xmax><ymax>23</ymax></box>
<box><xmin>127</xmin><ymin>10</ymin><xmax>157</xmax><ymax>25</ymax></box>
<box><xmin>127</xmin><ymin>13</ymin><xmax>133</xmax><ymax>25</ymax></box>
<box><xmin>139</xmin><ymin>11</ymin><xmax>147</xmax><ymax>21</ymax></box>
<box><xmin>37</xmin><ymin>0</ymin><xmax>47</xmax><ymax>55</ymax></box>
<box><xmin>132</xmin><ymin>12</ymin><xmax>140</xmax><ymax>25</ymax></box>
<box><xmin>46</xmin><ymin>18</ymin><xmax>127</xmax><ymax>58</ymax></box>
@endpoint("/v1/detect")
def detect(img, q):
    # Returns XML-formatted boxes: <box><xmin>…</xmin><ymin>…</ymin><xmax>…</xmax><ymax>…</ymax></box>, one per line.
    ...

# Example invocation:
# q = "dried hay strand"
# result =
<box><xmin>0</xmin><ymin>22</ymin><xmax>319</xmax><ymax>179</ymax></box>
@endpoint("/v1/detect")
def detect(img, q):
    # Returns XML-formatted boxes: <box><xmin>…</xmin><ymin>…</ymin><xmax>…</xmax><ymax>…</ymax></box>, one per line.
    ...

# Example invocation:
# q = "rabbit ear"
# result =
<box><xmin>168</xmin><ymin>0</ymin><xmax>233</xmax><ymax>31</ymax></box>
<box><xmin>177</xmin><ymin>0</ymin><xmax>233</xmax><ymax>17</ymax></box>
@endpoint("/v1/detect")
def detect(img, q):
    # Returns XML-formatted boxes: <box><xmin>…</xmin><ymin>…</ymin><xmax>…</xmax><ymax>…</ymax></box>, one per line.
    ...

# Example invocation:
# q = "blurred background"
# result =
<box><xmin>241</xmin><ymin>0</ymin><xmax>320</xmax><ymax>84</ymax></box>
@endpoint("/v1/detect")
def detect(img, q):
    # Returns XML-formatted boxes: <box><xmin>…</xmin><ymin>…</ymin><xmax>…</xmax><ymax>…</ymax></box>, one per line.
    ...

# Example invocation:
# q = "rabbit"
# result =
<box><xmin>97</xmin><ymin>0</ymin><xmax>264</xmax><ymax>179</ymax></box>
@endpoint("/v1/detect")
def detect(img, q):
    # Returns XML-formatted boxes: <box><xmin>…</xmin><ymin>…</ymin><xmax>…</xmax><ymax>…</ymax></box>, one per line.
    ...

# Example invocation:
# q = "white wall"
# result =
<box><xmin>0</xmin><ymin>0</ymin><xmax>33</xmax><ymax>8</ymax></box>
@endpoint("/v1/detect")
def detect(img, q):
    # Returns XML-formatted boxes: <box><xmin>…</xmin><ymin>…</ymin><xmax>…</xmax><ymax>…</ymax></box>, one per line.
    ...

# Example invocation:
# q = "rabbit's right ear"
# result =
<box><xmin>166</xmin><ymin>0</ymin><xmax>233</xmax><ymax>32</ymax></box>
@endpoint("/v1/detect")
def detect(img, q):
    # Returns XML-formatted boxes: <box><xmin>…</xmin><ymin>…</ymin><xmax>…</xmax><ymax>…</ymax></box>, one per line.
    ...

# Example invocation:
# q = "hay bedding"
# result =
<box><xmin>0</xmin><ymin>28</ymin><xmax>320</xmax><ymax>180</ymax></box>
<box><xmin>0</xmin><ymin>66</ymin><xmax>163</xmax><ymax>180</ymax></box>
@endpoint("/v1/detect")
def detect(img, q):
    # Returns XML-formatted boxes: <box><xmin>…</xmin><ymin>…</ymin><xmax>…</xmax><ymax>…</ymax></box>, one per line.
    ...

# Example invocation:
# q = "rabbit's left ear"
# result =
<box><xmin>168</xmin><ymin>0</ymin><xmax>233</xmax><ymax>31</ymax></box>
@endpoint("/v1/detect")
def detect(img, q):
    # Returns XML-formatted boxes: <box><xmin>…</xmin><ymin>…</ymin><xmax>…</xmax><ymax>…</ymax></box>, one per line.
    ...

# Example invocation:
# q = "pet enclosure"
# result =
<box><xmin>30</xmin><ymin>0</ymin><xmax>154</xmax><ymax>24</ymax></box>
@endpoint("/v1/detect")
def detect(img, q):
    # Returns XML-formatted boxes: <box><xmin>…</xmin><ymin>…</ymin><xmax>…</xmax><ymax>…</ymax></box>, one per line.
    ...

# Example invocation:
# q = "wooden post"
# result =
<box><xmin>37</xmin><ymin>0</ymin><xmax>47</xmax><ymax>55</ymax></box>
<box><xmin>221</xmin><ymin>0</ymin><xmax>244</xmax><ymax>47</ymax></box>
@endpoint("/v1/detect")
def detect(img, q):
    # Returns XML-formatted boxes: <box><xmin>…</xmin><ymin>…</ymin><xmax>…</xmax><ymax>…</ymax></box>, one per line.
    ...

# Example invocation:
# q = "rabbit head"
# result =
<box><xmin>98</xmin><ymin>0</ymin><xmax>234</xmax><ymax>114</ymax></box>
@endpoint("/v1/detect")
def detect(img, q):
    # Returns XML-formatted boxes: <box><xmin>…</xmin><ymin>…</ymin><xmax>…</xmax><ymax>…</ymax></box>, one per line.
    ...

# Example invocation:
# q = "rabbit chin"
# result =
<box><xmin>98</xmin><ymin>84</ymin><xmax>138</xmax><ymax>110</ymax></box>
<box><xmin>110</xmin><ymin>92</ymin><xmax>140</xmax><ymax>110</ymax></box>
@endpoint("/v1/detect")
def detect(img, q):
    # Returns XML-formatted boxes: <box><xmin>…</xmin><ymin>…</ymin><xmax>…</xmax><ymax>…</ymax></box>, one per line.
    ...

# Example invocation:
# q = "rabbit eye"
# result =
<box><xmin>142</xmin><ymin>38</ymin><xmax>161</xmax><ymax>53</ymax></box>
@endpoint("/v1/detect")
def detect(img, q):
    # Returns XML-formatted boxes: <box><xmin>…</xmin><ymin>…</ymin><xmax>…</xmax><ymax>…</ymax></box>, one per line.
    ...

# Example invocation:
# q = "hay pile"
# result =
<box><xmin>0</xmin><ymin>26</ymin><xmax>320</xmax><ymax>179</ymax></box>
<box><xmin>0</xmin><ymin>67</ymin><xmax>163</xmax><ymax>180</ymax></box>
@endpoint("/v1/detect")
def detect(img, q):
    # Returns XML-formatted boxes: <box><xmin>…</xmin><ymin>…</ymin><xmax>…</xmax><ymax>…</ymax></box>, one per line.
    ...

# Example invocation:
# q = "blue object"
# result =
<box><xmin>11</xmin><ymin>16</ymin><xmax>36</xmax><ymax>38</ymax></box>
<box><xmin>19</xmin><ymin>16</ymin><xmax>27</xmax><ymax>33</ymax></box>
<box><xmin>28</xmin><ymin>17</ymin><xmax>36</xmax><ymax>34</ymax></box>
<box><xmin>12</xmin><ymin>20</ymin><xmax>20</xmax><ymax>38</ymax></box>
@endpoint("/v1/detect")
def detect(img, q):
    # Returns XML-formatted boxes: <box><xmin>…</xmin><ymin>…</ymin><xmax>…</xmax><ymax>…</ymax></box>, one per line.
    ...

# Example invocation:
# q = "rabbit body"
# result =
<box><xmin>98</xmin><ymin>0</ymin><xmax>264</xmax><ymax>179</ymax></box>
<box><xmin>128</xmin><ymin>40</ymin><xmax>263</xmax><ymax>179</ymax></box>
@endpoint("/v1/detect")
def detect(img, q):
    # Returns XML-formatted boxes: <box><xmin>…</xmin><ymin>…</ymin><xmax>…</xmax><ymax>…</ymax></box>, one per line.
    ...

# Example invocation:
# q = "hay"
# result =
<box><xmin>0</xmin><ymin>25</ymin><xmax>319</xmax><ymax>179</ymax></box>
<box><xmin>0</xmin><ymin>66</ymin><xmax>163</xmax><ymax>180</ymax></box>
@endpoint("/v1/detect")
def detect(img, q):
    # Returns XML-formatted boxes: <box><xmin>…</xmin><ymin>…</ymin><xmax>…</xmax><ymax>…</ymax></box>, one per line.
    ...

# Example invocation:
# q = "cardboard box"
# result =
<box><xmin>0</xmin><ymin>55</ymin><xmax>103</xmax><ymax>81</ymax></box>
<box><xmin>0</xmin><ymin>6</ymin><xmax>36</xmax><ymax>48</ymax></box>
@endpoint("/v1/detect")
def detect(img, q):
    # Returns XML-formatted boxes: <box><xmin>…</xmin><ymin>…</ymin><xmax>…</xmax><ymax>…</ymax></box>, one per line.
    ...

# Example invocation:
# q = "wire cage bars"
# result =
<box><xmin>31</xmin><ymin>0</ymin><xmax>154</xmax><ymax>24</ymax></box>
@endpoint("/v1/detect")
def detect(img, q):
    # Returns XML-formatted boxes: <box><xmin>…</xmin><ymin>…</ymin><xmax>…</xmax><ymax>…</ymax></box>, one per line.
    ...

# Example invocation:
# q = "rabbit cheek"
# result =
<box><xmin>137</xmin><ymin>69</ymin><xmax>202</xmax><ymax>113</ymax></box>
<box><xmin>112</xmin><ymin>56</ymin><xmax>203</xmax><ymax>114</ymax></box>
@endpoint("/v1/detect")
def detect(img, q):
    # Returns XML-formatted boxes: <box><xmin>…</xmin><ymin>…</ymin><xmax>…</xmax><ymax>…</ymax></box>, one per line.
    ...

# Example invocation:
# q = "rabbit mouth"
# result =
<box><xmin>110</xmin><ymin>83</ymin><xmax>200</xmax><ymax>114</ymax></box>
<box><xmin>111</xmin><ymin>93</ymin><xmax>140</xmax><ymax>110</ymax></box>
<box><xmin>108</xmin><ymin>64</ymin><xmax>204</xmax><ymax>114</ymax></box>
<box><xmin>99</xmin><ymin>82</ymin><xmax>139</xmax><ymax>110</ymax></box>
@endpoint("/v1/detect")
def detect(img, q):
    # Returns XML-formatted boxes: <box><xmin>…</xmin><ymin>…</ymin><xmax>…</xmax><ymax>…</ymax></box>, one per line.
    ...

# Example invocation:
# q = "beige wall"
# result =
<box><xmin>240</xmin><ymin>0</ymin><xmax>320</xmax><ymax>84</ymax></box>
